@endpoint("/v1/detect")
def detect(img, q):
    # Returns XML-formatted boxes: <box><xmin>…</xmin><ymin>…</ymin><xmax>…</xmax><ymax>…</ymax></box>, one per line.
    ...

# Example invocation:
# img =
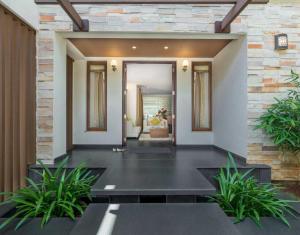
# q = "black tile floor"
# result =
<box><xmin>70</xmin><ymin>203</ymin><xmax>241</xmax><ymax>235</ymax></box>
<box><xmin>65</xmin><ymin>140</ymin><xmax>244</xmax><ymax>169</ymax></box>
<box><xmin>70</xmin><ymin>203</ymin><xmax>300</xmax><ymax>235</ymax></box>
<box><xmin>24</xmin><ymin>141</ymin><xmax>298</xmax><ymax>235</ymax></box>
<box><xmin>92</xmin><ymin>167</ymin><xmax>216</xmax><ymax>196</ymax></box>
<box><xmin>30</xmin><ymin>140</ymin><xmax>270</xmax><ymax>199</ymax></box>
<box><xmin>49</xmin><ymin>140</ymin><xmax>269</xmax><ymax>199</ymax></box>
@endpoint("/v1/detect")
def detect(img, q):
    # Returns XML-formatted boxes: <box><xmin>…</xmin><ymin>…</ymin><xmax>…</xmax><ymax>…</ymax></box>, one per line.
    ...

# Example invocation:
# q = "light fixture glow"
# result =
<box><xmin>182</xmin><ymin>60</ymin><xmax>189</xmax><ymax>72</ymax></box>
<box><xmin>132</xmin><ymin>46</ymin><xmax>137</xmax><ymax>50</ymax></box>
<box><xmin>111</xmin><ymin>60</ymin><xmax>117</xmax><ymax>72</ymax></box>
<box><xmin>164</xmin><ymin>46</ymin><xmax>169</xmax><ymax>50</ymax></box>
<box><xmin>275</xmin><ymin>34</ymin><xmax>288</xmax><ymax>50</ymax></box>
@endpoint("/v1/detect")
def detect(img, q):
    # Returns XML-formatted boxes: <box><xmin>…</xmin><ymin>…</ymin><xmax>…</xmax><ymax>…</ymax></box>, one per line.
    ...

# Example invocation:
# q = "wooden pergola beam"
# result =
<box><xmin>215</xmin><ymin>0</ymin><xmax>251</xmax><ymax>33</ymax></box>
<box><xmin>57</xmin><ymin>0</ymin><xmax>89</xmax><ymax>31</ymax></box>
<box><xmin>36</xmin><ymin>0</ymin><xmax>268</xmax><ymax>4</ymax></box>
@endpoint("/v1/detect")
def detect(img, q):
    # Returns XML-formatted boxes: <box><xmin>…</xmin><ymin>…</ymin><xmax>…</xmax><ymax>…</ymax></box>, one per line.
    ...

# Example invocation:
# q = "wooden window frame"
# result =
<box><xmin>86</xmin><ymin>61</ymin><xmax>107</xmax><ymax>132</ymax></box>
<box><xmin>191</xmin><ymin>61</ymin><xmax>212</xmax><ymax>132</ymax></box>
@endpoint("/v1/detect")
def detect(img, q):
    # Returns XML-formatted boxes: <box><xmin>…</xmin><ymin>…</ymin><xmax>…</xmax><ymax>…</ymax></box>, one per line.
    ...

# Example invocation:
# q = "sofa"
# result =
<box><xmin>126</xmin><ymin>121</ymin><xmax>141</xmax><ymax>138</ymax></box>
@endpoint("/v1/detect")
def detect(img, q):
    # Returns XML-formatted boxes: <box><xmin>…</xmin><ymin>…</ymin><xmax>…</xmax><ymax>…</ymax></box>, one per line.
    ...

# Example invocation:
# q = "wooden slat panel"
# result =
<box><xmin>12</xmin><ymin>18</ymin><xmax>21</xmax><ymax>191</ymax></box>
<box><xmin>0</xmin><ymin>7</ymin><xmax>4</xmax><ymax>201</ymax></box>
<box><xmin>19</xmin><ymin>24</ymin><xmax>28</xmax><ymax>189</ymax></box>
<box><xmin>4</xmin><ymin>10</ymin><xmax>13</xmax><ymax>194</ymax></box>
<box><xmin>0</xmin><ymin>4</ymin><xmax>36</xmax><ymax>197</ymax></box>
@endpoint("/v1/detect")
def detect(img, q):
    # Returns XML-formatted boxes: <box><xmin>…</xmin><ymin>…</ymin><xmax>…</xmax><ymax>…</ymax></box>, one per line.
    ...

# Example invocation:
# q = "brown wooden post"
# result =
<box><xmin>57</xmin><ymin>0</ymin><xmax>89</xmax><ymax>31</ymax></box>
<box><xmin>215</xmin><ymin>0</ymin><xmax>252</xmax><ymax>33</ymax></box>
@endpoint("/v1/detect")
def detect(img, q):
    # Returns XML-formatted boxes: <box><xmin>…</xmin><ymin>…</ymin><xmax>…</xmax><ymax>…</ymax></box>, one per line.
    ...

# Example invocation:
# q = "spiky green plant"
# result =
<box><xmin>255</xmin><ymin>70</ymin><xmax>300</xmax><ymax>153</ymax></box>
<box><xmin>0</xmin><ymin>158</ymin><xmax>97</xmax><ymax>230</ymax></box>
<box><xmin>211</xmin><ymin>153</ymin><xmax>297</xmax><ymax>227</ymax></box>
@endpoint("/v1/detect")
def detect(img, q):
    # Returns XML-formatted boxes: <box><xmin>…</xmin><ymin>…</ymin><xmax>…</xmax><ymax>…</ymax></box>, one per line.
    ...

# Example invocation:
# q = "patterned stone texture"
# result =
<box><xmin>37</xmin><ymin>1</ymin><xmax>300</xmax><ymax>179</ymax></box>
<box><xmin>37</xmin><ymin>30</ymin><xmax>54</xmax><ymax>161</ymax></box>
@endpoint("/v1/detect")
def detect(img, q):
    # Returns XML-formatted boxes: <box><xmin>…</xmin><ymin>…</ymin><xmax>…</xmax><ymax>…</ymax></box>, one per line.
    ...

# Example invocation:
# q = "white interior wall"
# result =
<box><xmin>73</xmin><ymin>57</ymin><xmax>214</xmax><ymax>146</ymax></box>
<box><xmin>73</xmin><ymin>59</ymin><xmax>123</xmax><ymax>145</ymax></box>
<box><xmin>53</xmin><ymin>33</ymin><xmax>67</xmax><ymax>158</ymax></box>
<box><xmin>127</xmin><ymin>83</ymin><xmax>137</xmax><ymax>125</ymax></box>
<box><xmin>0</xmin><ymin>0</ymin><xmax>39</xmax><ymax>29</ymax></box>
<box><xmin>212</xmin><ymin>36</ymin><xmax>248</xmax><ymax>158</ymax></box>
<box><xmin>176</xmin><ymin>58</ymin><xmax>214</xmax><ymax>145</ymax></box>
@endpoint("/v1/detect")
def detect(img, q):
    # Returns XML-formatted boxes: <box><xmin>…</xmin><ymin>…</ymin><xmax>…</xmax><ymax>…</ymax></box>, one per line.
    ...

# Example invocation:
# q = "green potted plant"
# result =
<box><xmin>211</xmin><ymin>153</ymin><xmax>298</xmax><ymax>228</ymax></box>
<box><xmin>0</xmin><ymin>158</ymin><xmax>97</xmax><ymax>233</ymax></box>
<box><xmin>256</xmin><ymin>70</ymin><xmax>300</xmax><ymax>164</ymax></box>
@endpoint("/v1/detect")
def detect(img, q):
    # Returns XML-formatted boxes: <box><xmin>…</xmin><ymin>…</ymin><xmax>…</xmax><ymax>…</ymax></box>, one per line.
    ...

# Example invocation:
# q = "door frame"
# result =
<box><xmin>66</xmin><ymin>56</ymin><xmax>74</xmax><ymax>152</ymax></box>
<box><xmin>122</xmin><ymin>60</ymin><xmax>177</xmax><ymax>146</ymax></box>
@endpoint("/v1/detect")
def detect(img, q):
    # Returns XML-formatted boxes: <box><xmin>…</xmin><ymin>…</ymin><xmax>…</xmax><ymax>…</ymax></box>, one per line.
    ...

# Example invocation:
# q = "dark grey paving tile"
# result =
<box><xmin>50</xmin><ymin>139</ymin><xmax>241</xmax><ymax>169</ymax></box>
<box><xmin>0</xmin><ymin>218</ymin><xmax>78</xmax><ymax>235</ymax></box>
<box><xmin>70</xmin><ymin>204</ymin><xmax>108</xmax><ymax>235</ymax></box>
<box><xmin>92</xmin><ymin>167</ymin><xmax>216</xmax><ymax>196</ymax></box>
<box><xmin>0</xmin><ymin>203</ymin><xmax>14</xmax><ymax>218</ymax></box>
<box><xmin>233</xmin><ymin>217</ymin><xmax>300</xmax><ymax>235</ymax></box>
<box><xmin>71</xmin><ymin>203</ymin><xmax>240</xmax><ymax>235</ymax></box>
<box><xmin>29</xmin><ymin>140</ymin><xmax>270</xmax><ymax>197</ymax></box>
<box><xmin>56</xmin><ymin>146</ymin><xmax>243</xmax><ymax>169</ymax></box>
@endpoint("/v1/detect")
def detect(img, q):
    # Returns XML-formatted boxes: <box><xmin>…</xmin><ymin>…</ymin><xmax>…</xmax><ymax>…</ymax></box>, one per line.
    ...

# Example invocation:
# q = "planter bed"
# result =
<box><xmin>230</xmin><ymin>193</ymin><xmax>300</xmax><ymax>234</ymax></box>
<box><xmin>199</xmin><ymin>164</ymin><xmax>271</xmax><ymax>188</ymax></box>
<box><xmin>0</xmin><ymin>218</ymin><xmax>78</xmax><ymax>235</ymax></box>
<box><xmin>232</xmin><ymin>216</ymin><xmax>300</xmax><ymax>235</ymax></box>
<box><xmin>28</xmin><ymin>166</ymin><xmax>105</xmax><ymax>184</ymax></box>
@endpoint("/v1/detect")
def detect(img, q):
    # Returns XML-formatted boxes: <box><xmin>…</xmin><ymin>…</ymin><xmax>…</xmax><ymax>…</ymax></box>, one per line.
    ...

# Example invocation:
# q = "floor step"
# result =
<box><xmin>70</xmin><ymin>203</ymin><xmax>240</xmax><ymax>235</ymax></box>
<box><xmin>91</xmin><ymin>167</ymin><xmax>216</xmax><ymax>198</ymax></box>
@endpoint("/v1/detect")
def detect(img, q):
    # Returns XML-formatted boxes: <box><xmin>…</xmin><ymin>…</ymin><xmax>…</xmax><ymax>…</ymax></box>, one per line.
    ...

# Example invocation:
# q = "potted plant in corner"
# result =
<box><xmin>256</xmin><ymin>70</ymin><xmax>300</xmax><ymax>165</ymax></box>
<box><xmin>211</xmin><ymin>153</ymin><xmax>299</xmax><ymax>233</ymax></box>
<box><xmin>0</xmin><ymin>158</ymin><xmax>97</xmax><ymax>234</ymax></box>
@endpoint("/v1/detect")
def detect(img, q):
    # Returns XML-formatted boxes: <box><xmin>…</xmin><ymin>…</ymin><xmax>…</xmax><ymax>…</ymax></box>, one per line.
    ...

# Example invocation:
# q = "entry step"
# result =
<box><xmin>71</xmin><ymin>203</ymin><xmax>240</xmax><ymax>235</ymax></box>
<box><xmin>91</xmin><ymin>167</ymin><xmax>216</xmax><ymax>196</ymax></box>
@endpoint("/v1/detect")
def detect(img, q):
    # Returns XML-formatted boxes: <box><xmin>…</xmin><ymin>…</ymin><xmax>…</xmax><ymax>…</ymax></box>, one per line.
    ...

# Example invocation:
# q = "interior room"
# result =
<box><xmin>126</xmin><ymin>63</ymin><xmax>174</xmax><ymax>142</ymax></box>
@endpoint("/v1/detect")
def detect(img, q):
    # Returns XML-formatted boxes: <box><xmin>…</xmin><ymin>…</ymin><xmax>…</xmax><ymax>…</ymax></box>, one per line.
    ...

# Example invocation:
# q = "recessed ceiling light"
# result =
<box><xmin>132</xmin><ymin>46</ymin><xmax>137</xmax><ymax>50</ymax></box>
<box><xmin>164</xmin><ymin>46</ymin><xmax>169</xmax><ymax>50</ymax></box>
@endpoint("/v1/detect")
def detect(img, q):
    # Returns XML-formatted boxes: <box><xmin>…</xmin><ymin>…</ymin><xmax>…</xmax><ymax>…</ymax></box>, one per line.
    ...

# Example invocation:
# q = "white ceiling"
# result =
<box><xmin>127</xmin><ymin>63</ymin><xmax>172</xmax><ymax>94</ymax></box>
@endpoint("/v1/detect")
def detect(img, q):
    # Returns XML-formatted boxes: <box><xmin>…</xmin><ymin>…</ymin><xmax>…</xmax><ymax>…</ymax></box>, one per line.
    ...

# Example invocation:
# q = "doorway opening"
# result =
<box><xmin>122</xmin><ymin>61</ymin><xmax>177</xmax><ymax>146</ymax></box>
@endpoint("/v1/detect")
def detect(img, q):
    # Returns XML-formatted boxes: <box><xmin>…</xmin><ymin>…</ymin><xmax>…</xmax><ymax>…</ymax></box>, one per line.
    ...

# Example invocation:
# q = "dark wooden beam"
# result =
<box><xmin>36</xmin><ymin>0</ymin><xmax>269</xmax><ymax>4</ymax></box>
<box><xmin>215</xmin><ymin>0</ymin><xmax>251</xmax><ymax>33</ymax></box>
<box><xmin>57</xmin><ymin>0</ymin><xmax>89</xmax><ymax>31</ymax></box>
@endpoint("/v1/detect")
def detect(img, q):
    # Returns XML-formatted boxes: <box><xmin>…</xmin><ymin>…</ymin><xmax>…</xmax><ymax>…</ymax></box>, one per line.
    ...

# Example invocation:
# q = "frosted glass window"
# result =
<box><xmin>143</xmin><ymin>95</ymin><xmax>172</xmax><ymax>119</ymax></box>
<box><xmin>192</xmin><ymin>63</ymin><xmax>211</xmax><ymax>131</ymax></box>
<box><xmin>87</xmin><ymin>62</ymin><xmax>107</xmax><ymax>131</ymax></box>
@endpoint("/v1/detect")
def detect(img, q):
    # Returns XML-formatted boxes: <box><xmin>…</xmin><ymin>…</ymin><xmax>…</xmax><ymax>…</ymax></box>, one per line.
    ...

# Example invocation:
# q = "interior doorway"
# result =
<box><xmin>122</xmin><ymin>61</ymin><xmax>177</xmax><ymax>146</ymax></box>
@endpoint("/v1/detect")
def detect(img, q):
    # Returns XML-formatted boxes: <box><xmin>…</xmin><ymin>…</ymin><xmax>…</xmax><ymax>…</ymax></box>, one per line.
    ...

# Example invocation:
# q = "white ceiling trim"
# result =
<box><xmin>60</xmin><ymin>31</ymin><xmax>241</xmax><ymax>40</ymax></box>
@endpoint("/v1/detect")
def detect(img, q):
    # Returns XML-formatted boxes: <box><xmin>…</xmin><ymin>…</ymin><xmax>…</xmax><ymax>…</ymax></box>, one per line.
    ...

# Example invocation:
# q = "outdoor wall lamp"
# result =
<box><xmin>111</xmin><ymin>60</ymin><xmax>117</xmax><ymax>72</ymax></box>
<box><xmin>275</xmin><ymin>34</ymin><xmax>288</xmax><ymax>50</ymax></box>
<box><xmin>182</xmin><ymin>60</ymin><xmax>189</xmax><ymax>72</ymax></box>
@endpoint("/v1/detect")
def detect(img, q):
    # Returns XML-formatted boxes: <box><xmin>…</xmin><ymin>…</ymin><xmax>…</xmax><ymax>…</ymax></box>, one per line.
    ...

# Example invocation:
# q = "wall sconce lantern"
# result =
<box><xmin>275</xmin><ymin>34</ymin><xmax>288</xmax><ymax>50</ymax></box>
<box><xmin>182</xmin><ymin>60</ymin><xmax>189</xmax><ymax>72</ymax></box>
<box><xmin>111</xmin><ymin>60</ymin><xmax>117</xmax><ymax>71</ymax></box>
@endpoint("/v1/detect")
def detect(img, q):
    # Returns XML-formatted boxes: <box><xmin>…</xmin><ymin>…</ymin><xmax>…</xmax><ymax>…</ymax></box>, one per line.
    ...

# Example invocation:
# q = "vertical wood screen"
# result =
<box><xmin>0</xmin><ymin>4</ymin><xmax>36</xmax><ymax>199</ymax></box>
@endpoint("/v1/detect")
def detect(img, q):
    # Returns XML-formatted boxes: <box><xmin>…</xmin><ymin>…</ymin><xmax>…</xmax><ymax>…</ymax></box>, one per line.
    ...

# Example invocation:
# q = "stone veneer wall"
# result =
<box><xmin>37</xmin><ymin>0</ymin><xmax>300</xmax><ymax>180</ymax></box>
